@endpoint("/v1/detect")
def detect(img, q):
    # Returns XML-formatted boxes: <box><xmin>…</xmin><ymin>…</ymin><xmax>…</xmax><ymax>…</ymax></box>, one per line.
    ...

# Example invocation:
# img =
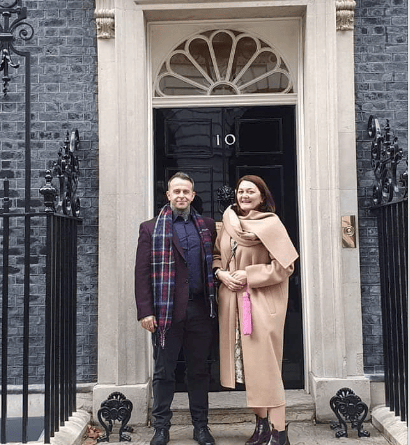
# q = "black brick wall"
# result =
<box><xmin>355</xmin><ymin>0</ymin><xmax>408</xmax><ymax>374</ymax></box>
<box><xmin>1</xmin><ymin>0</ymin><xmax>407</xmax><ymax>387</ymax></box>
<box><xmin>0</xmin><ymin>0</ymin><xmax>98</xmax><ymax>384</ymax></box>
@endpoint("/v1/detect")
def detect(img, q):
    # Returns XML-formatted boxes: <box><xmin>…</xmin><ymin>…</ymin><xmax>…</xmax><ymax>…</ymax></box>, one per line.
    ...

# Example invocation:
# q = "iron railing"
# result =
<box><xmin>2</xmin><ymin>3</ymin><xmax>82</xmax><ymax>441</ymax></box>
<box><xmin>44</xmin><ymin>212</ymin><xmax>79</xmax><ymax>442</ymax></box>
<box><xmin>368</xmin><ymin>116</ymin><xmax>408</xmax><ymax>423</ymax></box>
<box><xmin>1</xmin><ymin>131</ymin><xmax>81</xmax><ymax>443</ymax></box>
<box><xmin>373</xmin><ymin>200</ymin><xmax>408</xmax><ymax>422</ymax></box>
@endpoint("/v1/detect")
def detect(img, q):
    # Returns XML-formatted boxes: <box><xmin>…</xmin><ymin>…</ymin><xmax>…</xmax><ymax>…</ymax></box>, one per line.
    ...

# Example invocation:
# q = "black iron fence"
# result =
<box><xmin>1</xmin><ymin>3</ymin><xmax>83</xmax><ymax>442</ymax></box>
<box><xmin>44</xmin><ymin>213</ymin><xmax>80</xmax><ymax>442</ymax></box>
<box><xmin>373</xmin><ymin>200</ymin><xmax>408</xmax><ymax>422</ymax></box>
<box><xmin>368</xmin><ymin>116</ymin><xmax>408</xmax><ymax>423</ymax></box>
<box><xmin>1</xmin><ymin>131</ymin><xmax>81</xmax><ymax>443</ymax></box>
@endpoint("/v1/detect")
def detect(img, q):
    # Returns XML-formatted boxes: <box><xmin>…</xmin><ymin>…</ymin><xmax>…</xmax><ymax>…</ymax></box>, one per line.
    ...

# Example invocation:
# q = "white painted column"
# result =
<box><xmin>336</xmin><ymin>2</ymin><xmax>365</xmax><ymax>379</ymax></box>
<box><xmin>93</xmin><ymin>0</ymin><xmax>152</xmax><ymax>425</ymax></box>
<box><xmin>302</xmin><ymin>0</ymin><xmax>370</xmax><ymax>420</ymax></box>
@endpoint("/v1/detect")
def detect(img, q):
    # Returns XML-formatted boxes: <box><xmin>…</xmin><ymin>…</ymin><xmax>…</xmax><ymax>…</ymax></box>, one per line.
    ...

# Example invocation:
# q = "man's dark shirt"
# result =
<box><xmin>173</xmin><ymin>212</ymin><xmax>203</xmax><ymax>298</ymax></box>
<box><xmin>135</xmin><ymin>209</ymin><xmax>215</xmax><ymax>321</ymax></box>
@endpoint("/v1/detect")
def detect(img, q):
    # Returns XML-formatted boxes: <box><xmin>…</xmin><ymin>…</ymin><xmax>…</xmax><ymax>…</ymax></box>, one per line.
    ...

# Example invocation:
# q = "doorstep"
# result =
<box><xmin>165</xmin><ymin>390</ymin><xmax>315</xmax><ymax>425</ymax></box>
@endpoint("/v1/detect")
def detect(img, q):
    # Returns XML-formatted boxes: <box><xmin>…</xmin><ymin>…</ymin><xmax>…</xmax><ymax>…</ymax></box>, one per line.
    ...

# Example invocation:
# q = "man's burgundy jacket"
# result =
<box><xmin>134</xmin><ymin>214</ymin><xmax>216</xmax><ymax>323</ymax></box>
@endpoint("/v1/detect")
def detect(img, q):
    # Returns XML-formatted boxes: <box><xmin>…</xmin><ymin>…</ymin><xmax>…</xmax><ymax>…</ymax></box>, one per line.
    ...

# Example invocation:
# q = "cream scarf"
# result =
<box><xmin>222</xmin><ymin>206</ymin><xmax>299</xmax><ymax>269</ymax></box>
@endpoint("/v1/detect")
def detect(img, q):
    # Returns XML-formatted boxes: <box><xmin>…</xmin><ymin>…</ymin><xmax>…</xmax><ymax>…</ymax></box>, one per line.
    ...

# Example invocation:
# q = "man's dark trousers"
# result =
<box><xmin>151</xmin><ymin>298</ymin><xmax>215</xmax><ymax>430</ymax></box>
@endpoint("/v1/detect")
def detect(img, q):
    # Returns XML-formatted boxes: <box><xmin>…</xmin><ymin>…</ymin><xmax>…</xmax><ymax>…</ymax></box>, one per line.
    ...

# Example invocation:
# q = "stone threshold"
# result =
<box><xmin>167</xmin><ymin>389</ymin><xmax>315</xmax><ymax>424</ymax></box>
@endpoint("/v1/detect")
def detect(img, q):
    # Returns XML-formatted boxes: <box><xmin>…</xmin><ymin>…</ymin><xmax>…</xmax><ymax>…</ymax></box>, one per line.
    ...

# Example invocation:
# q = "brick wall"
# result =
<box><xmin>1</xmin><ymin>0</ymin><xmax>407</xmax><ymax>387</ymax></box>
<box><xmin>354</xmin><ymin>0</ymin><xmax>408</xmax><ymax>374</ymax></box>
<box><xmin>0</xmin><ymin>0</ymin><xmax>98</xmax><ymax>384</ymax></box>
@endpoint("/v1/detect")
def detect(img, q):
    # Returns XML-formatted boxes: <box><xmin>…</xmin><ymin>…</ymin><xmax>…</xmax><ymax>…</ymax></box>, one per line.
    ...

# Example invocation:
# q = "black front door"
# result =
<box><xmin>154</xmin><ymin>105</ymin><xmax>303</xmax><ymax>390</ymax></box>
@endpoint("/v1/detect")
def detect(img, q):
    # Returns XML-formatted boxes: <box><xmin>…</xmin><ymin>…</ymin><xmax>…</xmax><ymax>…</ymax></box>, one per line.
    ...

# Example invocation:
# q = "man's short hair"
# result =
<box><xmin>167</xmin><ymin>172</ymin><xmax>195</xmax><ymax>190</ymax></box>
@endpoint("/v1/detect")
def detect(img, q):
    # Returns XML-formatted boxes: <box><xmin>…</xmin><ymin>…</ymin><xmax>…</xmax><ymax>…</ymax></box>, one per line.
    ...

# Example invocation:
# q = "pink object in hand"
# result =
<box><xmin>242</xmin><ymin>286</ymin><xmax>252</xmax><ymax>335</ymax></box>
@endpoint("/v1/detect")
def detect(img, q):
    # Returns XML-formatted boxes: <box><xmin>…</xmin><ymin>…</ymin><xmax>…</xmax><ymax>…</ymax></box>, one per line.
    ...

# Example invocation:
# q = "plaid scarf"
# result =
<box><xmin>152</xmin><ymin>204</ymin><xmax>216</xmax><ymax>348</ymax></box>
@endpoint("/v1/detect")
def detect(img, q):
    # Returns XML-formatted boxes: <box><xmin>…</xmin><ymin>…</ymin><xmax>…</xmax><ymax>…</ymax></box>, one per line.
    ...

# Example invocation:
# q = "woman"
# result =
<box><xmin>213</xmin><ymin>175</ymin><xmax>298</xmax><ymax>445</ymax></box>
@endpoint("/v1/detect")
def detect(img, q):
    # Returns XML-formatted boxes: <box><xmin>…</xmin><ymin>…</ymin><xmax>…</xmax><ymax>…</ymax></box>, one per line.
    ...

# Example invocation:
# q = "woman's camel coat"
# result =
<box><xmin>213</xmin><ymin>208</ymin><xmax>298</xmax><ymax>408</ymax></box>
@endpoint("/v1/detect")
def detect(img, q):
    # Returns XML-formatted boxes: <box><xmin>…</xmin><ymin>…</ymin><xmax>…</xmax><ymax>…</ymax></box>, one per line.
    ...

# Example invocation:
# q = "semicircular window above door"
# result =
<box><xmin>154</xmin><ymin>29</ymin><xmax>294</xmax><ymax>97</ymax></box>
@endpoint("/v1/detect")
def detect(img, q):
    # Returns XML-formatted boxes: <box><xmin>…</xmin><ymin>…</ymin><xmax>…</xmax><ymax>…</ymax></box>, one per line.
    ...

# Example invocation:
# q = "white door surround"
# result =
<box><xmin>93</xmin><ymin>0</ymin><xmax>368</xmax><ymax>425</ymax></box>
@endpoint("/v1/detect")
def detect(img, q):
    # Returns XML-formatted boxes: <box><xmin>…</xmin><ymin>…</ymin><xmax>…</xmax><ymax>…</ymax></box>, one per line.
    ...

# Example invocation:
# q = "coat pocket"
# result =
<box><xmin>262</xmin><ymin>286</ymin><xmax>277</xmax><ymax>315</ymax></box>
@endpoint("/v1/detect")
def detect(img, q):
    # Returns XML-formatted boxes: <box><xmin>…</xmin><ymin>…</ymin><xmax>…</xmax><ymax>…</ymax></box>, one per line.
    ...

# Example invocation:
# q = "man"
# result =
<box><xmin>135</xmin><ymin>172</ymin><xmax>217</xmax><ymax>445</ymax></box>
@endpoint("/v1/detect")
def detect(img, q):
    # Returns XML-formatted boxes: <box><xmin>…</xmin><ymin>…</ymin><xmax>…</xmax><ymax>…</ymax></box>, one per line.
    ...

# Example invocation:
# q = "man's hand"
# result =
<box><xmin>140</xmin><ymin>315</ymin><xmax>157</xmax><ymax>333</ymax></box>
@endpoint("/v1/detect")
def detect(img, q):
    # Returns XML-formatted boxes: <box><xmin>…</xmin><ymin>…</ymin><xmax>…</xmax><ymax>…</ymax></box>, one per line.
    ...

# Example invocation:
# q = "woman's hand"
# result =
<box><xmin>230</xmin><ymin>270</ymin><xmax>247</xmax><ymax>286</ymax></box>
<box><xmin>218</xmin><ymin>270</ymin><xmax>246</xmax><ymax>292</ymax></box>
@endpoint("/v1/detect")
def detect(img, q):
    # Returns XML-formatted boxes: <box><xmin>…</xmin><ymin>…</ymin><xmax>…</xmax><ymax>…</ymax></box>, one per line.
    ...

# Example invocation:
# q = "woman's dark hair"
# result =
<box><xmin>233</xmin><ymin>175</ymin><xmax>276</xmax><ymax>215</ymax></box>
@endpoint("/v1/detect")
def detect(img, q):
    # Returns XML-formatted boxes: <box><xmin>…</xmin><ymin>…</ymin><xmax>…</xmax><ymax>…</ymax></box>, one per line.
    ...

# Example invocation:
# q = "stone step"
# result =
<box><xmin>163</xmin><ymin>390</ymin><xmax>315</xmax><ymax>425</ymax></box>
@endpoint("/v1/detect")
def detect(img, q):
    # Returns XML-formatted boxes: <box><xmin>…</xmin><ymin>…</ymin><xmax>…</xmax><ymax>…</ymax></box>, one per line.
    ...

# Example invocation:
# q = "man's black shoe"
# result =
<box><xmin>150</xmin><ymin>428</ymin><xmax>169</xmax><ymax>445</ymax></box>
<box><xmin>193</xmin><ymin>426</ymin><xmax>215</xmax><ymax>445</ymax></box>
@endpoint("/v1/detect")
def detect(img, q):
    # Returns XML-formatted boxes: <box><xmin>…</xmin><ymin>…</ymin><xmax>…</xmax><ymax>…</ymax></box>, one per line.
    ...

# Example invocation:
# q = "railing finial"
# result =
<box><xmin>39</xmin><ymin>170</ymin><xmax>57</xmax><ymax>213</ymax></box>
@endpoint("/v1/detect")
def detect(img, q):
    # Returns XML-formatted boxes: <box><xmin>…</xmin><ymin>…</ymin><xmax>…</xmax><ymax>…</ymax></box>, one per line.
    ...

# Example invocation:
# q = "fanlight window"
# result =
<box><xmin>154</xmin><ymin>29</ymin><xmax>294</xmax><ymax>97</ymax></box>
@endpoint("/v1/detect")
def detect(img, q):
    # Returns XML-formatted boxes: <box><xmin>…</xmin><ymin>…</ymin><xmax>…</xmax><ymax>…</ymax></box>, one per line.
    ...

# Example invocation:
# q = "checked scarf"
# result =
<box><xmin>151</xmin><ymin>203</ymin><xmax>216</xmax><ymax>348</ymax></box>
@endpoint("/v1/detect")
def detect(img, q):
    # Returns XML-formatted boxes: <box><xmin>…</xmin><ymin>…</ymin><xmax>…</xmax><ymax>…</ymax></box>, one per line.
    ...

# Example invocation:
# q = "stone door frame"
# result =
<box><xmin>93</xmin><ymin>0</ymin><xmax>369</xmax><ymax>425</ymax></box>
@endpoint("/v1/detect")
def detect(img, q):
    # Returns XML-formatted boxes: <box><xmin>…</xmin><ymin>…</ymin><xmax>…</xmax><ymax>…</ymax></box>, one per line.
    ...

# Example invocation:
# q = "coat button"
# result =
<box><xmin>185</xmin><ymin>279</ymin><xmax>189</xmax><ymax>284</ymax></box>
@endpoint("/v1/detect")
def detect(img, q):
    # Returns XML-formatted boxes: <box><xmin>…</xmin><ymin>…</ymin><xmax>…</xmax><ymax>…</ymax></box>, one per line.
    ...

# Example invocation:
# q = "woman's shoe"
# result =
<box><xmin>267</xmin><ymin>424</ymin><xmax>290</xmax><ymax>445</ymax></box>
<box><xmin>245</xmin><ymin>415</ymin><xmax>271</xmax><ymax>445</ymax></box>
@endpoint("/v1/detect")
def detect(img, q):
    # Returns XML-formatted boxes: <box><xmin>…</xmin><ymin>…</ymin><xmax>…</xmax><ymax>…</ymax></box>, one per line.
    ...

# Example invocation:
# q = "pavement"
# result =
<box><xmin>90</xmin><ymin>421</ymin><xmax>392</xmax><ymax>445</ymax></box>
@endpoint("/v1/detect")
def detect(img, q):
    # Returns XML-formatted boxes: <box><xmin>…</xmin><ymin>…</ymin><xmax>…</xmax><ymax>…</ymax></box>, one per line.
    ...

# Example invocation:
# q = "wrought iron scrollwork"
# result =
<box><xmin>53</xmin><ymin>130</ymin><xmax>81</xmax><ymax>216</ymax></box>
<box><xmin>330</xmin><ymin>387</ymin><xmax>370</xmax><ymax>438</ymax></box>
<box><xmin>40</xmin><ymin>130</ymin><xmax>81</xmax><ymax>216</ymax></box>
<box><xmin>399</xmin><ymin>156</ymin><xmax>408</xmax><ymax>199</ymax></box>
<box><xmin>0</xmin><ymin>0</ymin><xmax>34</xmax><ymax>95</ymax></box>
<box><xmin>97</xmin><ymin>392</ymin><xmax>134</xmax><ymax>442</ymax></box>
<box><xmin>216</xmin><ymin>185</ymin><xmax>235</xmax><ymax>215</ymax></box>
<box><xmin>367</xmin><ymin>115</ymin><xmax>406</xmax><ymax>205</ymax></box>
